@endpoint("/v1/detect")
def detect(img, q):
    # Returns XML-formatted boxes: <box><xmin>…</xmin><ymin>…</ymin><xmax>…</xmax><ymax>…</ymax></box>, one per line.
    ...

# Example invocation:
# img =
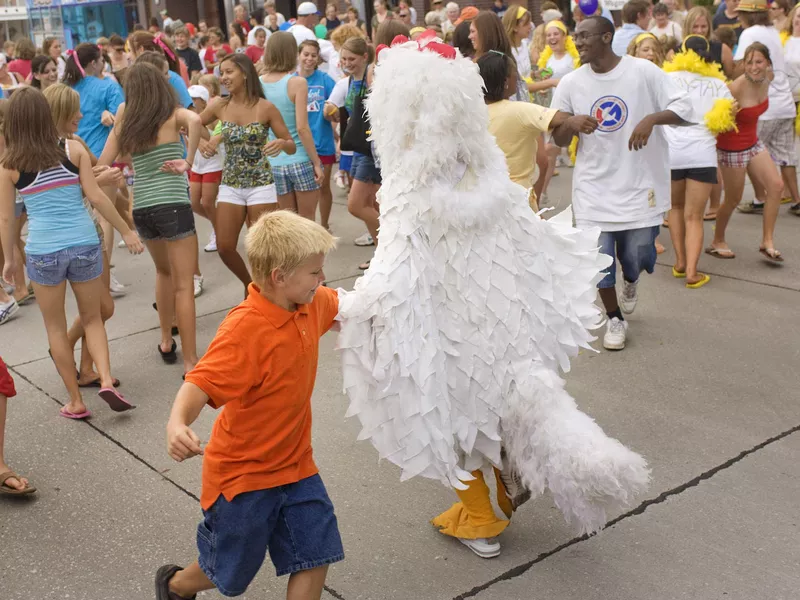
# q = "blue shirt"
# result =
<box><xmin>261</xmin><ymin>74</ymin><xmax>310</xmax><ymax>167</ymax></box>
<box><xmin>303</xmin><ymin>70</ymin><xmax>336</xmax><ymax>157</ymax></box>
<box><xmin>73</xmin><ymin>76</ymin><xmax>124</xmax><ymax>157</ymax></box>
<box><xmin>168</xmin><ymin>70</ymin><xmax>193</xmax><ymax>108</ymax></box>
<box><xmin>612</xmin><ymin>23</ymin><xmax>646</xmax><ymax>57</ymax></box>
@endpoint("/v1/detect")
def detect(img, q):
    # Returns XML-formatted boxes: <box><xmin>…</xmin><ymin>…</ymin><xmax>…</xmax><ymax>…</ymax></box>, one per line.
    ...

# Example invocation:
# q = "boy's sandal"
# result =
<box><xmin>159</xmin><ymin>340</ymin><xmax>178</xmax><ymax>365</ymax></box>
<box><xmin>155</xmin><ymin>564</ymin><xmax>197</xmax><ymax>600</ymax></box>
<box><xmin>0</xmin><ymin>471</ymin><xmax>36</xmax><ymax>496</ymax></box>
<box><xmin>759</xmin><ymin>247</ymin><xmax>784</xmax><ymax>263</ymax></box>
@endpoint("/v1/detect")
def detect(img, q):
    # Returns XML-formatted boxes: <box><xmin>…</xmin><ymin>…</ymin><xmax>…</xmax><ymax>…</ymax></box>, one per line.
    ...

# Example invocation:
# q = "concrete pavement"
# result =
<box><xmin>1</xmin><ymin>169</ymin><xmax>799</xmax><ymax>600</ymax></box>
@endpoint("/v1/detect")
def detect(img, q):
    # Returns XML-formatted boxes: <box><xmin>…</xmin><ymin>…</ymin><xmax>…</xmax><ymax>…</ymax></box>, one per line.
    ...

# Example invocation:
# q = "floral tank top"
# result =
<box><xmin>220</xmin><ymin>121</ymin><xmax>275</xmax><ymax>188</ymax></box>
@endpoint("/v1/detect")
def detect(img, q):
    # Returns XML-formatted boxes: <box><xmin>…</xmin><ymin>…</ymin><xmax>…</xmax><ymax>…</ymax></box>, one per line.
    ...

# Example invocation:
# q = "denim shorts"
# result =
<box><xmin>273</xmin><ymin>161</ymin><xmax>320</xmax><ymax>196</ymax></box>
<box><xmin>597</xmin><ymin>225</ymin><xmax>659</xmax><ymax>289</ymax></box>
<box><xmin>132</xmin><ymin>202</ymin><xmax>196</xmax><ymax>242</ymax></box>
<box><xmin>26</xmin><ymin>243</ymin><xmax>103</xmax><ymax>286</ymax></box>
<box><xmin>352</xmin><ymin>153</ymin><xmax>381</xmax><ymax>185</ymax></box>
<box><xmin>197</xmin><ymin>474</ymin><xmax>344</xmax><ymax>596</ymax></box>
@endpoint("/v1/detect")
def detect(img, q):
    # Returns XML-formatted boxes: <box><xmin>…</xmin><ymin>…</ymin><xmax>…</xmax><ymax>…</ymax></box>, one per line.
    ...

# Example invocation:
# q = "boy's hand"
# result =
<box><xmin>167</xmin><ymin>422</ymin><xmax>204</xmax><ymax>462</ymax></box>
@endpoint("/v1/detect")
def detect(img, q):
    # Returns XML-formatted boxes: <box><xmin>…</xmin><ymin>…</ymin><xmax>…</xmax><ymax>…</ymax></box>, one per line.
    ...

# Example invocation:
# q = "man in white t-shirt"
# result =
<box><xmin>733</xmin><ymin>0</ymin><xmax>800</xmax><ymax>213</ymax></box>
<box><xmin>289</xmin><ymin>2</ymin><xmax>320</xmax><ymax>46</ymax></box>
<box><xmin>551</xmin><ymin>16</ymin><xmax>693</xmax><ymax>351</ymax></box>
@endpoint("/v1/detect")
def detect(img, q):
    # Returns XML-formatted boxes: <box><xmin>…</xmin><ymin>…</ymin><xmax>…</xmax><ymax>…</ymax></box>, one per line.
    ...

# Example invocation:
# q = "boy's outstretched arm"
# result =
<box><xmin>166</xmin><ymin>382</ymin><xmax>209</xmax><ymax>462</ymax></box>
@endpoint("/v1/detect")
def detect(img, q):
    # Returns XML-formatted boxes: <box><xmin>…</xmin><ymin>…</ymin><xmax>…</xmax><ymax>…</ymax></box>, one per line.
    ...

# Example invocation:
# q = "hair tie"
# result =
<box><xmin>545</xmin><ymin>20</ymin><xmax>568</xmax><ymax>35</ymax></box>
<box><xmin>153</xmin><ymin>33</ymin><xmax>177</xmax><ymax>62</ymax></box>
<box><xmin>66</xmin><ymin>49</ymin><xmax>85</xmax><ymax>76</ymax></box>
<box><xmin>634</xmin><ymin>32</ymin><xmax>657</xmax><ymax>46</ymax></box>
<box><xmin>516</xmin><ymin>6</ymin><xmax>528</xmax><ymax>19</ymax></box>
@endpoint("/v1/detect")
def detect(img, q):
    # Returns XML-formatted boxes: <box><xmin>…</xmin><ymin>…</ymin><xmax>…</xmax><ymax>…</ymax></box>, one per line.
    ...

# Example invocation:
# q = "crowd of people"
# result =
<box><xmin>0</xmin><ymin>0</ymin><xmax>799</xmax><ymax>597</ymax></box>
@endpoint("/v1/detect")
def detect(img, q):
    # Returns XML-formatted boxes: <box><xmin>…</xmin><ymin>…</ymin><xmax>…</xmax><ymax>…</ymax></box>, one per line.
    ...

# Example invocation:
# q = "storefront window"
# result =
<box><xmin>61</xmin><ymin>2</ymin><xmax>127</xmax><ymax>46</ymax></box>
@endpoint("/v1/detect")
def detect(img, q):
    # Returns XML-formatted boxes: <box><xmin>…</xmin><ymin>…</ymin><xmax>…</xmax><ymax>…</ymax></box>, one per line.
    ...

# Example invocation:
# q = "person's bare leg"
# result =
<box><xmin>200</xmin><ymin>182</ymin><xmax>219</xmax><ymax>231</ymax></box>
<box><xmin>668</xmin><ymin>179</ymin><xmax>686</xmax><ymax>273</ymax></box>
<box><xmin>706</xmin><ymin>176</ymin><xmax>721</xmax><ymax>219</ymax></box>
<box><xmin>215</xmin><ymin>202</ymin><xmax>251</xmax><ymax>287</ymax></box>
<box><xmin>189</xmin><ymin>182</ymin><xmax>207</xmax><ymax>278</ymax></box>
<box><xmin>278</xmin><ymin>190</ymin><xmax>298</xmax><ymax>212</ymax></box>
<box><xmin>533</xmin><ymin>134</ymin><xmax>548</xmax><ymax>202</ymax></box>
<box><xmin>33</xmin><ymin>281</ymin><xmax>86</xmax><ymax>414</ymax></box>
<box><xmin>598</xmin><ymin>287</ymin><xmax>619</xmax><ymax>314</ymax></box>
<box><xmin>319</xmin><ymin>164</ymin><xmax>334</xmax><ymax>229</ymax></box>
<box><xmin>167</xmin><ymin>235</ymin><xmax>200</xmax><ymax>373</ymax></box>
<box><xmin>145</xmin><ymin>239</ymin><xmax>177</xmax><ymax>354</ymax></box>
<box><xmin>746</xmin><ymin>169</ymin><xmax>766</xmax><ymax>205</ymax></box>
<box><xmin>286</xmin><ymin>566</ymin><xmax>329</xmax><ymax>600</ymax></box>
<box><xmin>780</xmin><ymin>165</ymin><xmax>800</xmax><ymax>205</ymax></box>
<box><xmin>70</xmin><ymin>276</ymin><xmax>116</xmax><ymax>390</ymax></box>
<box><xmin>713</xmin><ymin>166</ymin><xmax>746</xmax><ymax>252</ymax></box>
<box><xmin>168</xmin><ymin>562</ymin><xmax>215</xmax><ymax>598</ymax></box>
<box><xmin>347</xmin><ymin>181</ymin><xmax>379</xmax><ymax>243</ymax></box>
<box><xmin>0</xmin><ymin>392</ymin><xmax>28</xmax><ymax>491</ymax></box>
<box><xmin>539</xmin><ymin>143</ymin><xmax>559</xmax><ymax>200</ymax></box>
<box><xmin>750</xmin><ymin>152</ymin><xmax>783</xmax><ymax>251</ymax></box>
<box><xmin>295</xmin><ymin>189</ymin><xmax>320</xmax><ymax>221</ymax></box>
<box><xmin>684</xmin><ymin>180</ymin><xmax>712</xmax><ymax>283</ymax></box>
<box><xmin>11</xmin><ymin>214</ymin><xmax>29</xmax><ymax>302</ymax></box>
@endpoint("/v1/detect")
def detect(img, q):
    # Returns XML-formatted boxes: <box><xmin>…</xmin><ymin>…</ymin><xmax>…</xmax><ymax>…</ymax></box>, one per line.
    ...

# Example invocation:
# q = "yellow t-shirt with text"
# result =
<box><xmin>487</xmin><ymin>100</ymin><xmax>557</xmax><ymax>190</ymax></box>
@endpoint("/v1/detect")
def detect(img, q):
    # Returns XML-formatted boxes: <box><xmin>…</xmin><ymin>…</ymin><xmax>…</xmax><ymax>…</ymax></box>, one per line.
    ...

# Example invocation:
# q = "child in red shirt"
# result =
<box><xmin>157</xmin><ymin>211</ymin><xmax>341</xmax><ymax>599</ymax></box>
<box><xmin>0</xmin><ymin>356</ymin><xmax>36</xmax><ymax>495</ymax></box>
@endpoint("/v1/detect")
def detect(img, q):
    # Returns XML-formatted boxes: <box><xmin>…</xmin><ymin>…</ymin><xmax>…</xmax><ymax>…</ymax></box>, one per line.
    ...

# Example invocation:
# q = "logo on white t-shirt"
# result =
<box><xmin>591</xmin><ymin>96</ymin><xmax>628</xmax><ymax>132</ymax></box>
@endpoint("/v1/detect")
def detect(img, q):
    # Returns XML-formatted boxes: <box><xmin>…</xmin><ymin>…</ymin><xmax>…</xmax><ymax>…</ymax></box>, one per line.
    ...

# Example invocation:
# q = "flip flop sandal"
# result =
<box><xmin>686</xmin><ymin>273</ymin><xmax>711</xmax><ymax>289</ymax></box>
<box><xmin>703</xmin><ymin>214</ymin><xmax>716</xmax><ymax>221</ymax></box>
<box><xmin>759</xmin><ymin>248</ymin><xmax>784</xmax><ymax>263</ymax></box>
<box><xmin>358</xmin><ymin>260</ymin><xmax>371</xmax><ymax>270</ymax></box>
<box><xmin>14</xmin><ymin>291</ymin><xmax>35</xmax><ymax>306</ymax></box>
<box><xmin>0</xmin><ymin>471</ymin><xmax>36</xmax><ymax>496</ymax></box>
<box><xmin>672</xmin><ymin>267</ymin><xmax>686</xmax><ymax>278</ymax></box>
<box><xmin>159</xmin><ymin>340</ymin><xmax>178</xmax><ymax>364</ymax></box>
<box><xmin>60</xmin><ymin>408</ymin><xmax>92</xmax><ymax>420</ymax></box>
<box><xmin>705</xmin><ymin>246</ymin><xmax>735</xmax><ymax>259</ymax></box>
<box><xmin>98</xmin><ymin>388</ymin><xmax>135</xmax><ymax>412</ymax></box>
<box><xmin>78</xmin><ymin>376</ymin><xmax>121</xmax><ymax>388</ymax></box>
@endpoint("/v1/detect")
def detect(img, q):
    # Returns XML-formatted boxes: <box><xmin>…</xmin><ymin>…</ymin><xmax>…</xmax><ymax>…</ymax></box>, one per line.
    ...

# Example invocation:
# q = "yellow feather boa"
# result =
<box><xmin>663</xmin><ymin>50</ymin><xmax>727</xmax><ymax>81</ymax></box>
<box><xmin>537</xmin><ymin>37</ymin><xmax>581</xmax><ymax>71</ymax></box>
<box><xmin>795</xmin><ymin>108</ymin><xmax>800</xmax><ymax>136</ymax></box>
<box><xmin>568</xmin><ymin>136</ymin><xmax>578</xmax><ymax>165</ymax></box>
<box><xmin>780</xmin><ymin>30</ymin><xmax>790</xmax><ymax>46</ymax></box>
<box><xmin>704</xmin><ymin>98</ymin><xmax>738</xmax><ymax>135</ymax></box>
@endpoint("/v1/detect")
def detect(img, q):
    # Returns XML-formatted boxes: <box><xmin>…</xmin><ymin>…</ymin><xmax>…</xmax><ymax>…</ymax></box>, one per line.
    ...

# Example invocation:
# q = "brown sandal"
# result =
<box><xmin>0</xmin><ymin>471</ymin><xmax>36</xmax><ymax>496</ymax></box>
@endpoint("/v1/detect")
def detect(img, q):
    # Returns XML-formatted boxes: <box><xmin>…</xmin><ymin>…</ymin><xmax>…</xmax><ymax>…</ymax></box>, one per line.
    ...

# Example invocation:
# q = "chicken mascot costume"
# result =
<box><xmin>336</xmin><ymin>35</ymin><xmax>650</xmax><ymax>559</ymax></box>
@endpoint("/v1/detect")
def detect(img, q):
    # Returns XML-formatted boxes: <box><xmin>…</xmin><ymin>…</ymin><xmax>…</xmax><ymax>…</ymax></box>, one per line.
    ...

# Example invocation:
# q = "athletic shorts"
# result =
<box><xmin>319</xmin><ymin>154</ymin><xmax>336</xmax><ymax>166</ymax></box>
<box><xmin>217</xmin><ymin>184</ymin><xmax>277</xmax><ymax>206</ymax></box>
<box><xmin>273</xmin><ymin>161</ymin><xmax>320</xmax><ymax>196</ymax></box>
<box><xmin>339</xmin><ymin>152</ymin><xmax>353</xmax><ymax>173</ymax></box>
<box><xmin>670</xmin><ymin>167</ymin><xmax>718</xmax><ymax>184</ymax></box>
<box><xmin>757</xmin><ymin>118</ymin><xmax>795</xmax><ymax>167</ymax></box>
<box><xmin>717</xmin><ymin>142</ymin><xmax>766</xmax><ymax>169</ymax></box>
<box><xmin>189</xmin><ymin>170</ymin><xmax>223</xmax><ymax>184</ymax></box>
<box><xmin>133</xmin><ymin>203</ymin><xmax>196</xmax><ymax>242</ymax></box>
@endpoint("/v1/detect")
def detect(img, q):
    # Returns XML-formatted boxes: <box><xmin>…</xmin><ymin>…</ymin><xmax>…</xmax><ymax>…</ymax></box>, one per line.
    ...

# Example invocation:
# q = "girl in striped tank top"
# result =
<box><xmin>0</xmin><ymin>87</ymin><xmax>143</xmax><ymax>419</ymax></box>
<box><xmin>99</xmin><ymin>62</ymin><xmax>207</xmax><ymax>377</ymax></box>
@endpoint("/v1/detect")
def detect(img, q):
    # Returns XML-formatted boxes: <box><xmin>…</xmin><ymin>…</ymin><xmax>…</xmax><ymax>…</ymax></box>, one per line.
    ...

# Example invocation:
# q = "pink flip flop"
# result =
<box><xmin>98</xmin><ymin>388</ymin><xmax>136</xmax><ymax>412</ymax></box>
<box><xmin>60</xmin><ymin>408</ymin><xmax>92</xmax><ymax>420</ymax></box>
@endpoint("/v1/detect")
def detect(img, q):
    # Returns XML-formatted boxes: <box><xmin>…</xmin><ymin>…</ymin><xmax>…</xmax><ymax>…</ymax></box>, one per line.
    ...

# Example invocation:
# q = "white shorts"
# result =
<box><xmin>216</xmin><ymin>184</ymin><xmax>277</xmax><ymax>207</ymax></box>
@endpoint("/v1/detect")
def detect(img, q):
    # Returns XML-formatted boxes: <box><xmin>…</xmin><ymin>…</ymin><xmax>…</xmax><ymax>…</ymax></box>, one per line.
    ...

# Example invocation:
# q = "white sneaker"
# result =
<box><xmin>117</xmin><ymin>238</ymin><xmax>126</xmax><ymax>248</ymax></box>
<box><xmin>204</xmin><ymin>232</ymin><xmax>217</xmax><ymax>253</ymax></box>
<box><xmin>603</xmin><ymin>317</ymin><xmax>628</xmax><ymax>351</ymax></box>
<box><xmin>109</xmin><ymin>270</ymin><xmax>127</xmax><ymax>296</ymax></box>
<box><xmin>458</xmin><ymin>537</ymin><xmax>501</xmax><ymax>559</ymax></box>
<box><xmin>619</xmin><ymin>280</ymin><xmax>638</xmax><ymax>314</ymax></box>
<box><xmin>334</xmin><ymin>170</ymin><xmax>346</xmax><ymax>189</ymax></box>
<box><xmin>194</xmin><ymin>274</ymin><xmax>204</xmax><ymax>298</ymax></box>
<box><xmin>0</xmin><ymin>298</ymin><xmax>19</xmax><ymax>325</ymax></box>
<box><xmin>354</xmin><ymin>232</ymin><xmax>374</xmax><ymax>247</ymax></box>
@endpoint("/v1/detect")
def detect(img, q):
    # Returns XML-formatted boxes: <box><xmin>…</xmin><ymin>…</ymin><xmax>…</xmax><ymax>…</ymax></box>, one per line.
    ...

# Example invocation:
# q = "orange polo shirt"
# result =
<box><xmin>186</xmin><ymin>283</ymin><xmax>339</xmax><ymax>510</ymax></box>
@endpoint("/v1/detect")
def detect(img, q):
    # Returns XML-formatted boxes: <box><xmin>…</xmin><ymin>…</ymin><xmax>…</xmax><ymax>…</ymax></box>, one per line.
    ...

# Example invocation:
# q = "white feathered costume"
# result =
<box><xmin>336</xmin><ymin>40</ymin><xmax>650</xmax><ymax>535</ymax></box>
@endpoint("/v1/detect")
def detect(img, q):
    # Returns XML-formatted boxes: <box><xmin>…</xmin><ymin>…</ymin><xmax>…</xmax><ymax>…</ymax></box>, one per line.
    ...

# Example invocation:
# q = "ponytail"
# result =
<box><xmin>63</xmin><ymin>43</ymin><xmax>101</xmax><ymax>86</ymax></box>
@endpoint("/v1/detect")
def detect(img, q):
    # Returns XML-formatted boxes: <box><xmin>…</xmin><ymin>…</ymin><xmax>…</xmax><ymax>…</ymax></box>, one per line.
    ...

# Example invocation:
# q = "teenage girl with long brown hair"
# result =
<box><xmin>198</xmin><ymin>53</ymin><xmax>295</xmax><ymax>292</ymax></box>
<box><xmin>99</xmin><ymin>62</ymin><xmax>206</xmax><ymax>377</ymax></box>
<box><xmin>0</xmin><ymin>87</ymin><xmax>143</xmax><ymax>418</ymax></box>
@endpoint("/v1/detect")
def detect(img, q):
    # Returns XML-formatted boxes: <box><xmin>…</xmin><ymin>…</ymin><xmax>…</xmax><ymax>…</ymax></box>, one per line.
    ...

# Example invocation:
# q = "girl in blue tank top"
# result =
<box><xmin>0</xmin><ymin>87</ymin><xmax>142</xmax><ymax>419</ymax></box>
<box><xmin>259</xmin><ymin>32</ymin><xmax>324</xmax><ymax>220</ymax></box>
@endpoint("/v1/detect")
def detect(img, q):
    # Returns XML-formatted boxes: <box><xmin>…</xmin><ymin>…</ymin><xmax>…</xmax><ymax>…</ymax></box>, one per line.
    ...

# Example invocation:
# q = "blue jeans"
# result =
<box><xmin>597</xmin><ymin>226</ymin><xmax>659</xmax><ymax>289</ymax></box>
<box><xmin>197</xmin><ymin>474</ymin><xmax>344</xmax><ymax>596</ymax></box>
<box><xmin>25</xmin><ymin>243</ymin><xmax>103</xmax><ymax>286</ymax></box>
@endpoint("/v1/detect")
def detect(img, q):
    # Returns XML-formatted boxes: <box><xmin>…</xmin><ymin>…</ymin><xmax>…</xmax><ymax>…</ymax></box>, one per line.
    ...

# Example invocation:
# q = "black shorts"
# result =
<box><xmin>133</xmin><ymin>203</ymin><xmax>196</xmax><ymax>242</ymax></box>
<box><xmin>671</xmin><ymin>167</ymin><xmax>718</xmax><ymax>185</ymax></box>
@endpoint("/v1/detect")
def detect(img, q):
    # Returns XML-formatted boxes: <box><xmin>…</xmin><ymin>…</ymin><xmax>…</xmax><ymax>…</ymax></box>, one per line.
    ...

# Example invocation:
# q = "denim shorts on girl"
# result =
<box><xmin>196</xmin><ymin>474</ymin><xmax>344</xmax><ymax>597</ymax></box>
<box><xmin>352</xmin><ymin>152</ymin><xmax>381</xmax><ymax>185</ymax></box>
<box><xmin>597</xmin><ymin>225</ymin><xmax>660</xmax><ymax>289</ymax></box>
<box><xmin>26</xmin><ymin>243</ymin><xmax>103</xmax><ymax>286</ymax></box>
<box><xmin>273</xmin><ymin>161</ymin><xmax>320</xmax><ymax>196</ymax></box>
<box><xmin>133</xmin><ymin>203</ymin><xmax>196</xmax><ymax>242</ymax></box>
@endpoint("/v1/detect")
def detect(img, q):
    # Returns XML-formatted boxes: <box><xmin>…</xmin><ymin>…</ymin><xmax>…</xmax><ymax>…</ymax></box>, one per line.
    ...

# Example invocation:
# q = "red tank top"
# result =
<box><xmin>716</xmin><ymin>99</ymin><xmax>768</xmax><ymax>152</ymax></box>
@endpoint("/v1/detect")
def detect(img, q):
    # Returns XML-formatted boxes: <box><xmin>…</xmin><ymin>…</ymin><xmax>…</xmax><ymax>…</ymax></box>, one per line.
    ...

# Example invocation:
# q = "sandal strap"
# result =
<box><xmin>0</xmin><ymin>471</ymin><xmax>20</xmax><ymax>486</ymax></box>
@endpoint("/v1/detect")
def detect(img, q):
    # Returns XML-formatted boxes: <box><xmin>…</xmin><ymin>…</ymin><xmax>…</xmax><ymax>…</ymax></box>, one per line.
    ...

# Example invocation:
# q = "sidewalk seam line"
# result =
<box><xmin>654</xmin><ymin>261</ymin><xmax>799</xmax><ymax>292</ymax></box>
<box><xmin>452</xmin><ymin>422</ymin><xmax>800</xmax><ymax>600</ymax></box>
<box><xmin>7</xmin><ymin>365</ymin><xmax>350</xmax><ymax>600</ymax></box>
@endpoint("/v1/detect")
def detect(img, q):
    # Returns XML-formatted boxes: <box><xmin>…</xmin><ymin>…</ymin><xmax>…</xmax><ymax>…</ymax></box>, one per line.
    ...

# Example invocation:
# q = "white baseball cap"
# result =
<box><xmin>188</xmin><ymin>85</ymin><xmax>210</xmax><ymax>104</ymax></box>
<box><xmin>297</xmin><ymin>2</ymin><xmax>320</xmax><ymax>16</ymax></box>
